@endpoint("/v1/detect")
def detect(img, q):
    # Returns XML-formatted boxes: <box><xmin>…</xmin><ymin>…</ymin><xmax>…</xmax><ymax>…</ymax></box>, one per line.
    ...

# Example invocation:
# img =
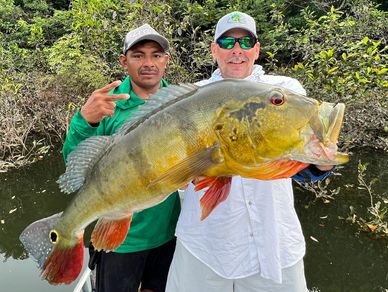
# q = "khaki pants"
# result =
<box><xmin>166</xmin><ymin>240</ymin><xmax>308</xmax><ymax>292</ymax></box>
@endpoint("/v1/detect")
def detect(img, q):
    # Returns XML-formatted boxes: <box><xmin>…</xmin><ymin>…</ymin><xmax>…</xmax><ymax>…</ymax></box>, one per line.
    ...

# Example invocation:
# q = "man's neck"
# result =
<box><xmin>131</xmin><ymin>81</ymin><xmax>160</xmax><ymax>100</ymax></box>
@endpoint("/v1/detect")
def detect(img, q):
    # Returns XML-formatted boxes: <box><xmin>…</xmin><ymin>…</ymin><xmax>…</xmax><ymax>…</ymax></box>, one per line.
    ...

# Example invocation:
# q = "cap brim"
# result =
<box><xmin>126</xmin><ymin>35</ymin><xmax>169</xmax><ymax>53</ymax></box>
<box><xmin>215</xmin><ymin>26</ymin><xmax>257</xmax><ymax>41</ymax></box>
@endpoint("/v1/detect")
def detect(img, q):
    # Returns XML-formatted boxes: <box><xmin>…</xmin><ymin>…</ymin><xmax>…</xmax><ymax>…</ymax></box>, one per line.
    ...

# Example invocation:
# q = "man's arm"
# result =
<box><xmin>62</xmin><ymin>81</ymin><xmax>129</xmax><ymax>164</ymax></box>
<box><xmin>292</xmin><ymin>165</ymin><xmax>334</xmax><ymax>183</ymax></box>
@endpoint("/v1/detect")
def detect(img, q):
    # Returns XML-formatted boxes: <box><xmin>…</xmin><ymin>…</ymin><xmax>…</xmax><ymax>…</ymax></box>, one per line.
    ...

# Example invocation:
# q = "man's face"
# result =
<box><xmin>211</xmin><ymin>28</ymin><xmax>260</xmax><ymax>79</ymax></box>
<box><xmin>120</xmin><ymin>41</ymin><xmax>169</xmax><ymax>90</ymax></box>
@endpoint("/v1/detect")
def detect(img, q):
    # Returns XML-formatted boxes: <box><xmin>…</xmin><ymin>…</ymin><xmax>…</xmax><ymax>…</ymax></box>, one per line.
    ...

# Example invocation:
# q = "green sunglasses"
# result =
<box><xmin>216</xmin><ymin>36</ymin><xmax>256</xmax><ymax>50</ymax></box>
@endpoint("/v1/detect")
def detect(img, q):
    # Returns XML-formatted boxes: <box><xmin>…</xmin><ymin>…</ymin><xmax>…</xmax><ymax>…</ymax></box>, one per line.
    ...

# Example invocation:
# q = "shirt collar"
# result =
<box><xmin>114</xmin><ymin>76</ymin><xmax>169</xmax><ymax>110</ymax></box>
<box><xmin>208</xmin><ymin>64</ymin><xmax>265</xmax><ymax>82</ymax></box>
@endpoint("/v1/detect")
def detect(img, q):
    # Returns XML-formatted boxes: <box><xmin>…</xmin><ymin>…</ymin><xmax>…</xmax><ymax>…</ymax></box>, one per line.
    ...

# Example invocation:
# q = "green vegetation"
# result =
<box><xmin>347</xmin><ymin>161</ymin><xmax>387</xmax><ymax>237</ymax></box>
<box><xmin>1</xmin><ymin>0</ymin><xmax>386</xmax><ymax>171</ymax></box>
<box><xmin>265</xmin><ymin>3</ymin><xmax>387</xmax><ymax>150</ymax></box>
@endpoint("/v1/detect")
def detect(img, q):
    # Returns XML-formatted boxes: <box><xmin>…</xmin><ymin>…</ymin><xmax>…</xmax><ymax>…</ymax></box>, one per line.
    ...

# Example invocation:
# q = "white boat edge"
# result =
<box><xmin>73</xmin><ymin>268</ymin><xmax>93</xmax><ymax>292</ymax></box>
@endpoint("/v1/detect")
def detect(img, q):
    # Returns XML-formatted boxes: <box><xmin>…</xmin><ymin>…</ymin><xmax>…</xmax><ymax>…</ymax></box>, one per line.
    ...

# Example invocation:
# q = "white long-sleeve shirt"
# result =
<box><xmin>175</xmin><ymin>65</ymin><xmax>307</xmax><ymax>284</ymax></box>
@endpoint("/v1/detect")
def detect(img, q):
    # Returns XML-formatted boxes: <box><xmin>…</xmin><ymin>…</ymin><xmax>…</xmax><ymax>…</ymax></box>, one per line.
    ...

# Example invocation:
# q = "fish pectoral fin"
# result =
<box><xmin>57</xmin><ymin>136</ymin><xmax>113</xmax><ymax>194</ymax></box>
<box><xmin>243</xmin><ymin>160</ymin><xmax>309</xmax><ymax>180</ymax></box>
<box><xmin>195</xmin><ymin>176</ymin><xmax>232</xmax><ymax>220</ymax></box>
<box><xmin>91</xmin><ymin>214</ymin><xmax>133</xmax><ymax>251</ymax></box>
<box><xmin>149</xmin><ymin>145</ymin><xmax>224</xmax><ymax>189</ymax></box>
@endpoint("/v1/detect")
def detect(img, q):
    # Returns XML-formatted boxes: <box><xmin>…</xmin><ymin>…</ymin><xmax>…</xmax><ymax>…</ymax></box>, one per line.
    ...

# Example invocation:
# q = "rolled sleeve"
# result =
<box><xmin>292</xmin><ymin>165</ymin><xmax>334</xmax><ymax>183</ymax></box>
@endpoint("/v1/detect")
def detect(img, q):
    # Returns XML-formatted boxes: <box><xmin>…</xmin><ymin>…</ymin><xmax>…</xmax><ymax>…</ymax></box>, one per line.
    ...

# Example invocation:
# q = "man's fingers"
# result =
<box><xmin>93</xmin><ymin>81</ymin><xmax>129</xmax><ymax>100</ymax></box>
<box><xmin>315</xmin><ymin>165</ymin><xmax>334</xmax><ymax>171</ymax></box>
<box><xmin>106</xmin><ymin>93</ymin><xmax>130</xmax><ymax>101</ymax></box>
<box><xmin>99</xmin><ymin>80</ymin><xmax>122</xmax><ymax>93</ymax></box>
<box><xmin>82</xmin><ymin>80</ymin><xmax>129</xmax><ymax>123</ymax></box>
<box><xmin>102</xmin><ymin>106</ymin><xmax>115</xmax><ymax>118</ymax></box>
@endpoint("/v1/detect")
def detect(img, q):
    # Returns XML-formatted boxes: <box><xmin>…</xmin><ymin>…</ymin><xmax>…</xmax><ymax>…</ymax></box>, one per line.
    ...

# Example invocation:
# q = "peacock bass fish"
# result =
<box><xmin>20</xmin><ymin>79</ymin><xmax>349</xmax><ymax>285</ymax></box>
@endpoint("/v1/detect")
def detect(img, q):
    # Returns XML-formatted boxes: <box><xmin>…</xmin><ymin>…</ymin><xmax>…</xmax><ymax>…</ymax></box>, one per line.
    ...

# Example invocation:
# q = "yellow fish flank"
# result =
<box><xmin>19</xmin><ymin>79</ymin><xmax>348</xmax><ymax>285</ymax></box>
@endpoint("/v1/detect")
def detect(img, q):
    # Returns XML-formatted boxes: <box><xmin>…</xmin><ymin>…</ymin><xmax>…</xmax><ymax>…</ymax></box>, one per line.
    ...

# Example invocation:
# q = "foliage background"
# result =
<box><xmin>0</xmin><ymin>0</ymin><xmax>387</xmax><ymax>171</ymax></box>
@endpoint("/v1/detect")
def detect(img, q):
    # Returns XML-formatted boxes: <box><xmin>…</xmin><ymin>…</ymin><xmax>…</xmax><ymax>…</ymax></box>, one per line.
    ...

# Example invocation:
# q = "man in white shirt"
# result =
<box><xmin>166</xmin><ymin>11</ymin><xmax>335</xmax><ymax>292</ymax></box>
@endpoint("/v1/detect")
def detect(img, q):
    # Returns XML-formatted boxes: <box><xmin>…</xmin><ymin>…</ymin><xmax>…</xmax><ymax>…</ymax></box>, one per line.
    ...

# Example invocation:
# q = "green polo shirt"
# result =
<box><xmin>62</xmin><ymin>76</ymin><xmax>180</xmax><ymax>252</ymax></box>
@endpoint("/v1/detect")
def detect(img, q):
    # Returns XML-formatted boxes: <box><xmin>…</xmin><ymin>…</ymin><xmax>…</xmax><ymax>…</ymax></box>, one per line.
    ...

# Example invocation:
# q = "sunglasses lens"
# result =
<box><xmin>217</xmin><ymin>36</ymin><xmax>255</xmax><ymax>50</ymax></box>
<box><xmin>239</xmin><ymin>37</ymin><xmax>255</xmax><ymax>49</ymax></box>
<box><xmin>218</xmin><ymin>37</ymin><xmax>236</xmax><ymax>49</ymax></box>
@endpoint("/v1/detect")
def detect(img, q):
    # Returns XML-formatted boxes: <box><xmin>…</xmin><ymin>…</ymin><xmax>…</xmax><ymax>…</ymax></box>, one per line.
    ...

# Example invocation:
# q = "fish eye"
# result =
<box><xmin>270</xmin><ymin>92</ymin><xmax>285</xmax><ymax>106</ymax></box>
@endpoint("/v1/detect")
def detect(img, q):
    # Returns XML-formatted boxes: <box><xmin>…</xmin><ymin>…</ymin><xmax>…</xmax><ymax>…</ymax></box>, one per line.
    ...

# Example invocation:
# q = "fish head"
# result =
<box><xmin>213</xmin><ymin>83</ymin><xmax>348</xmax><ymax>169</ymax></box>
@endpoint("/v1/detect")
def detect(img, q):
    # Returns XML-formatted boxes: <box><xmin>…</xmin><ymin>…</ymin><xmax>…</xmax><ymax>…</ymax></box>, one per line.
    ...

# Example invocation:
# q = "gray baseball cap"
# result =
<box><xmin>122</xmin><ymin>24</ymin><xmax>169</xmax><ymax>54</ymax></box>
<box><xmin>214</xmin><ymin>11</ymin><xmax>257</xmax><ymax>41</ymax></box>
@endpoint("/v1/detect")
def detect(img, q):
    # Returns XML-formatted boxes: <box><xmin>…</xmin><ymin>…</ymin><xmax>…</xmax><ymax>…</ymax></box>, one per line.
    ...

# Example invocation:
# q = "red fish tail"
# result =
<box><xmin>42</xmin><ymin>234</ymin><xmax>84</xmax><ymax>285</ymax></box>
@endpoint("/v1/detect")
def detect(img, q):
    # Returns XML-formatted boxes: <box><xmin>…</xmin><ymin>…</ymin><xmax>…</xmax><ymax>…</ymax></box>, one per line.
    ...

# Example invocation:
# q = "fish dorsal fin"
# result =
<box><xmin>57</xmin><ymin>136</ymin><xmax>112</xmax><ymax>194</ymax></box>
<box><xmin>115</xmin><ymin>83</ymin><xmax>198</xmax><ymax>136</ymax></box>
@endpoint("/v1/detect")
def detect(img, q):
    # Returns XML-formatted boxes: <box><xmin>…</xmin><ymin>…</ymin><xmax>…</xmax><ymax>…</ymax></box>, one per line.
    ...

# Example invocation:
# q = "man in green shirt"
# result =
<box><xmin>62</xmin><ymin>24</ymin><xmax>180</xmax><ymax>292</ymax></box>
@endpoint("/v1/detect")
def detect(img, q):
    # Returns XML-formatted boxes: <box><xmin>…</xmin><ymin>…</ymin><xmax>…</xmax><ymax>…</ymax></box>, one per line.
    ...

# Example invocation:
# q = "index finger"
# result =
<box><xmin>99</xmin><ymin>80</ymin><xmax>123</xmax><ymax>93</ymax></box>
<box><xmin>107</xmin><ymin>93</ymin><xmax>130</xmax><ymax>101</ymax></box>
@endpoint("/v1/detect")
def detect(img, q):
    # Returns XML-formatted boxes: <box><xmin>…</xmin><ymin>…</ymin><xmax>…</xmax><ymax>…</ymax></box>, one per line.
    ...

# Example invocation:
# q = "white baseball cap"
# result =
<box><xmin>214</xmin><ymin>11</ymin><xmax>257</xmax><ymax>41</ymax></box>
<box><xmin>123</xmin><ymin>24</ymin><xmax>169</xmax><ymax>54</ymax></box>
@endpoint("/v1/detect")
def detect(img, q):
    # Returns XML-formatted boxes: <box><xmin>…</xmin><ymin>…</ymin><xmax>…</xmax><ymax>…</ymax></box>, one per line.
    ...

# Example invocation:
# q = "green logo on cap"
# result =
<box><xmin>229</xmin><ymin>12</ymin><xmax>246</xmax><ymax>24</ymax></box>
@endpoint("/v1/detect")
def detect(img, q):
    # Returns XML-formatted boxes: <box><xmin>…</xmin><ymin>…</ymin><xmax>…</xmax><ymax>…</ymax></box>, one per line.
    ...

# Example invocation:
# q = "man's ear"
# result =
<box><xmin>254</xmin><ymin>42</ymin><xmax>260</xmax><ymax>60</ymax></box>
<box><xmin>210</xmin><ymin>42</ymin><xmax>218</xmax><ymax>62</ymax></box>
<box><xmin>119</xmin><ymin>54</ymin><xmax>127</xmax><ymax>70</ymax></box>
<box><xmin>165</xmin><ymin>53</ymin><xmax>170</xmax><ymax>65</ymax></box>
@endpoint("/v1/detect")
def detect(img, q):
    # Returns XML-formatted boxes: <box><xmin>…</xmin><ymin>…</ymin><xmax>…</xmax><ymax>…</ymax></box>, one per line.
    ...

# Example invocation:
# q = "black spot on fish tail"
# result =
<box><xmin>230</xmin><ymin>101</ymin><xmax>265</xmax><ymax>121</ymax></box>
<box><xmin>50</xmin><ymin>231</ymin><xmax>58</xmax><ymax>243</ymax></box>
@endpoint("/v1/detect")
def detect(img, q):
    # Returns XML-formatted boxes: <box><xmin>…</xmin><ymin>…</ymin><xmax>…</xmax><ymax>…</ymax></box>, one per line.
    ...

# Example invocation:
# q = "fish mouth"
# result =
<box><xmin>304</xmin><ymin>102</ymin><xmax>349</xmax><ymax>165</ymax></box>
<box><xmin>314</xmin><ymin>102</ymin><xmax>345</xmax><ymax>143</ymax></box>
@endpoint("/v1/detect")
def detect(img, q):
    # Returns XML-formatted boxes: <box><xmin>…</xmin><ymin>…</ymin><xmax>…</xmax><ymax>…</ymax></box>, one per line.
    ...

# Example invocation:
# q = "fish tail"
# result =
<box><xmin>42</xmin><ymin>234</ymin><xmax>84</xmax><ymax>284</ymax></box>
<box><xmin>19</xmin><ymin>213</ymin><xmax>84</xmax><ymax>285</ymax></box>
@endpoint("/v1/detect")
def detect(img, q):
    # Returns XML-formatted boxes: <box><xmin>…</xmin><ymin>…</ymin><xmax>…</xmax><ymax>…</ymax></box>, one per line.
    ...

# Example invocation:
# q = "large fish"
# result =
<box><xmin>20</xmin><ymin>79</ymin><xmax>348</xmax><ymax>285</ymax></box>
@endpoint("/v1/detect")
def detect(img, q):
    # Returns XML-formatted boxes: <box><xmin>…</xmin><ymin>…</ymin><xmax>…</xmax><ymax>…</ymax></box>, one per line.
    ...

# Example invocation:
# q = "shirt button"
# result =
<box><xmin>250</xmin><ymin>233</ymin><xmax>254</xmax><ymax>237</ymax></box>
<box><xmin>248</xmin><ymin>201</ymin><xmax>253</xmax><ymax>206</ymax></box>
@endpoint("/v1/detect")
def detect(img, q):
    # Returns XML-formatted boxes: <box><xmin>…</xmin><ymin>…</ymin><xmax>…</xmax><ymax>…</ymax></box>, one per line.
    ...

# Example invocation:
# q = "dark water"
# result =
<box><xmin>0</xmin><ymin>150</ymin><xmax>387</xmax><ymax>292</ymax></box>
<box><xmin>0</xmin><ymin>152</ymin><xmax>77</xmax><ymax>292</ymax></box>
<box><xmin>295</xmin><ymin>149</ymin><xmax>388</xmax><ymax>292</ymax></box>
